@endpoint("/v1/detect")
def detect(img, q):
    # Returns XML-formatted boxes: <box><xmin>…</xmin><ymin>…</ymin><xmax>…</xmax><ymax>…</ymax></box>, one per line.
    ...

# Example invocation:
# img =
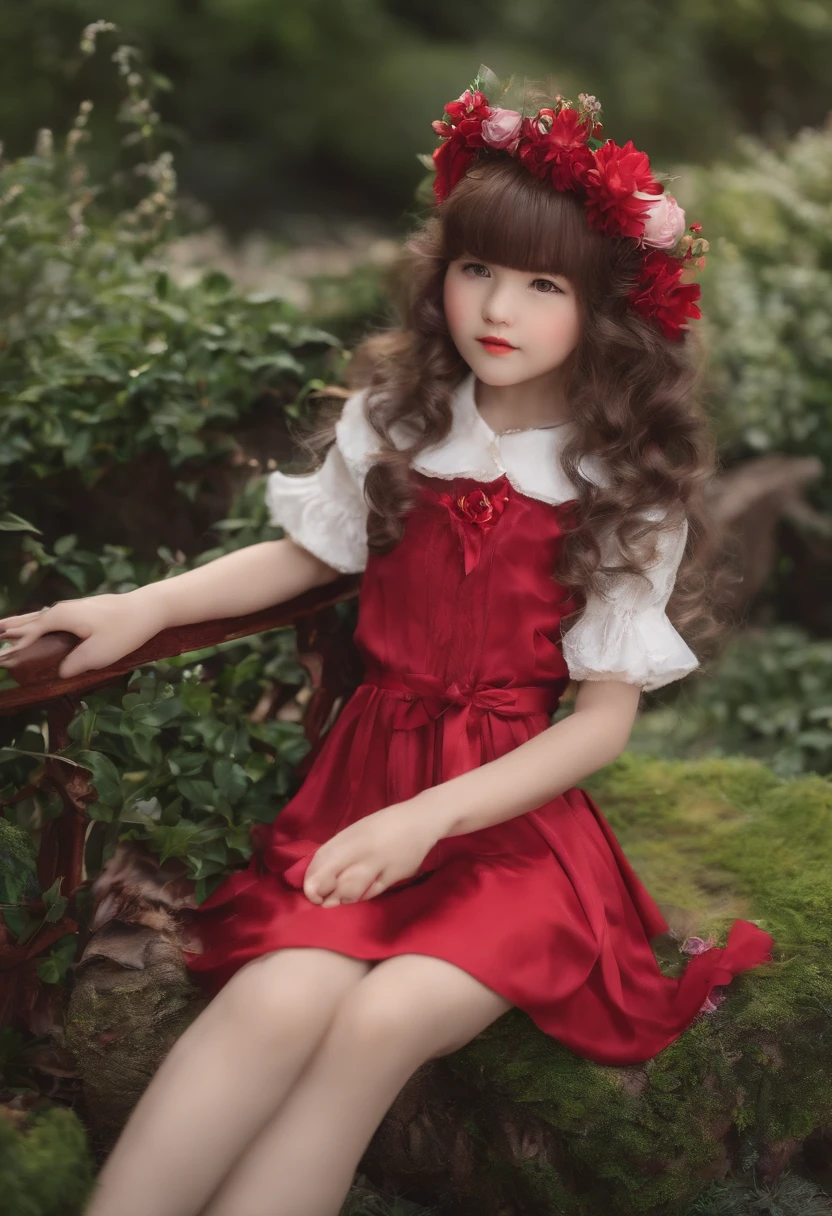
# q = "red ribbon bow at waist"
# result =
<box><xmin>362</xmin><ymin>669</ymin><xmax>562</xmax><ymax>782</ymax></box>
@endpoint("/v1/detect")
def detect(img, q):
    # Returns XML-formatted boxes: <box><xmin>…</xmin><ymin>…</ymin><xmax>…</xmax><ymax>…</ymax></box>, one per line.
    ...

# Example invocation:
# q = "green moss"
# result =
<box><xmin>0</xmin><ymin>1105</ymin><xmax>94</xmax><ymax>1216</ymax></box>
<box><xmin>433</xmin><ymin>754</ymin><xmax>832</xmax><ymax>1214</ymax></box>
<box><xmin>0</xmin><ymin>817</ymin><xmax>39</xmax><ymax>905</ymax></box>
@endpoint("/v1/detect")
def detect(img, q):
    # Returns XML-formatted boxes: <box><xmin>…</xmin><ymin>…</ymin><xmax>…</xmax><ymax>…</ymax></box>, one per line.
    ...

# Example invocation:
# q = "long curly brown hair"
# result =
<box><xmin>299</xmin><ymin>154</ymin><xmax>726</xmax><ymax>660</ymax></box>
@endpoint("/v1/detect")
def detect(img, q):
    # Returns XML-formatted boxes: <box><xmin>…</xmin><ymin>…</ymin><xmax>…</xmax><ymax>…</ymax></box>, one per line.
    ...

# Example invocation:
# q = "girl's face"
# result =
<box><xmin>443</xmin><ymin>256</ymin><xmax>582</xmax><ymax>387</ymax></box>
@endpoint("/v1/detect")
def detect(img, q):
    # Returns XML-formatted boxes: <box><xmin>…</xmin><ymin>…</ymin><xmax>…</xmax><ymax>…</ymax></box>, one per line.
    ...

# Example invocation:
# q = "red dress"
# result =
<box><xmin>182</xmin><ymin>470</ymin><xmax>775</xmax><ymax>1066</ymax></box>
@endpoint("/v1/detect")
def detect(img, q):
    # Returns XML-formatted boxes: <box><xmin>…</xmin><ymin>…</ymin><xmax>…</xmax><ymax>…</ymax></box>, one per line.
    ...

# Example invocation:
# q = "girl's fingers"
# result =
<box><xmin>335</xmin><ymin>863</ymin><xmax>383</xmax><ymax>904</ymax></box>
<box><xmin>0</xmin><ymin>624</ymin><xmax>38</xmax><ymax>638</ymax></box>
<box><xmin>0</xmin><ymin>617</ymin><xmax>29</xmax><ymax>632</ymax></box>
<box><xmin>55</xmin><ymin>637</ymin><xmax>109</xmax><ymax>680</ymax></box>
<box><xmin>0</xmin><ymin>621</ymin><xmax>48</xmax><ymax>655</ymax></box>
<box><xmin>303</xmin><ymin>881</ymin><xmax>321</xmax><ymax>903</ymax></box>
<box><xmin>313</xmin><ymin>862</ymin><xmax>381</xmax><ymax>906</ymax></box>
<box><xmin>0</xmin><ymin>609</ymin><xmax>56</xmax><ymax>643</ymax></box>
<box><xmin>361</xmin><ymin>877</ymin><xmax>388</xmax><ymax>900</ymax></box>
<box><xmin>0</xmin><ymin>609</ymin><xmax>52</xmax><ymax>631</ymax></box>
<box><xmin>0</xmin><ymin>625</ymin><xmax>43</xmax><ymax>661</ymax></box>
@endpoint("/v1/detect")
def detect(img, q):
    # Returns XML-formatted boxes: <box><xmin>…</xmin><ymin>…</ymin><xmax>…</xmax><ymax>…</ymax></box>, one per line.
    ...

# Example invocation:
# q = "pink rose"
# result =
<box><xmin>633</xmin><ymin>190</ymin><xmax>687</xmax><ymax>250</ymax></box>
<box><xmin>681</xmin><ymin>934</ymin><xmax>716</xmax><ymax>956</ymax></box>
<box><xmin>481</xmin><ymin>108</ymin><xmax>523</xmax><ymax>153</ymax></box>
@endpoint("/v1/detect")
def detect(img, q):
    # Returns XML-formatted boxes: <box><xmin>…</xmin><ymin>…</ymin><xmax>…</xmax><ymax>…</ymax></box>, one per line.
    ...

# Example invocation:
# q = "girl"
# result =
<box><xmin>1</xmin><ymin>69</ymin><xmax>774</xmax><ymax>1216</ymax></box>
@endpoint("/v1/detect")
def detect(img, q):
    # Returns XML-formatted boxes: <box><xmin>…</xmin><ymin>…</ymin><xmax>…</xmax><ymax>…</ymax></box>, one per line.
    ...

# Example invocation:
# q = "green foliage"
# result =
<box><xmin>0</xmin><ymin>818</ymin><xmax>39</xmax><ymax>905</ymax></box>
<box><xmin>0</xmin><ymin>30</ymin><xmax>351</xmax><ymax>934</ymax></box>
<box><xmin>0</xmin><ymin>459</ymin><xmax>284</xmax><ymax>615</ymax></box>
<box><xmin>0</xmin><ymin>1105</ymin><xmax>94</xmax><ymax>1216</ymax></box>
<box><xmin>1</xmin><ymin>631</ymin><xmax>316</xmax><ymax>909</ymax></box>
<box><xmin>2</xmin><ymin>1</ymin><xmax>831</xmax><ymax>226</ymax></box>
<box><xmin>0</xmin><ymin>27</ymin><xmax>344</xmax><ymax>512</ymax></box>
<box><xmin>684</xmin><ymin>1169</ymin><xmax>832</xmax><ymax>1215</ymax></box>
<box><xmin>340</xmin><ymin>1184</ymin><xmax>440</xmax><ymax>1216</ymax></box>
<box><xmin>629</xmin><ymin>626</ymin><xmax>832</xmax><ymax>778</ymax></box>
<box><xmin>681</xmin><ymin>122</ymin><xmax>832</xmax><ymax>509</ymax></box>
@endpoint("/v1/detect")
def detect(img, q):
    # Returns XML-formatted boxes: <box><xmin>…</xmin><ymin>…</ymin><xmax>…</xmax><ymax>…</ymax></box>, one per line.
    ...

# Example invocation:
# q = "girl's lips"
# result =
<box><xmin>477</xmin><ymin>338</ymin><xmax>517</xmax><ymax>355</ymax></box>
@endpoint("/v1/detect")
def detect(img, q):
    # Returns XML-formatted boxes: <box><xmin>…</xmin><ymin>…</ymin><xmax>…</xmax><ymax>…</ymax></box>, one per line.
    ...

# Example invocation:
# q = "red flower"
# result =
<box><xmin>444</xmin><ymin>487</ymin><xmax>505</xmax><ymax>525</ymax></box>
<box><xmin>516</xmin><ymin>108</ymin><xmax>594</xmax><ymax>192</ymax></box>
<box><xmin>582</xmin><ymin>139</ymin><xmax>662</xmax><ymax>238</ymax></box>
<box><xmin>431</xmin><ymin>90</ymin><xmax>493</xmax><ymax>203</ymax></box>
<box><xmin>438</xmin><ymin>484</ymin><xmax>510</xmax><ymax>575</ymax></box>
<box><xmin>441</xmin><ymin>89</ymin><xmax>492</xmax><ymax>127</ymax></box>
<box><xmin>432</xmin><ymin>138</ymin><xmax>479</xmax><ymax>203</ymax></box>
<box><xmin>628</xmin><ymin>249</ymin><xmax>702</xmax><ymax>341</ymax></box>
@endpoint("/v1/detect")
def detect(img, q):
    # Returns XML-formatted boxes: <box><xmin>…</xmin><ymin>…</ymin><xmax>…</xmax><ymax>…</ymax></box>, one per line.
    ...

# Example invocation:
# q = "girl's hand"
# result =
<box><xmin>0</xmin><ymin>592</ymin><xmax>168</xmax><ymax>681</ymax></box>
<box><xmin>303</xmin><ymin>804</ymin><xmax>441</xmax><ymax>907</ymax></box>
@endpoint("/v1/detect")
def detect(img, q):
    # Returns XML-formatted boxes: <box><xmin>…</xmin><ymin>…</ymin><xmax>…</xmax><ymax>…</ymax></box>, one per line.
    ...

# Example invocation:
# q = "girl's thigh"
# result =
<box><xmin>327</xmin><ymin>952</ymin><xmax>514</xmax><ymax>1062</ymax></box>
<box><xmin>183</xmin><ymin>947</ymin><xmax>374</xmax><ymax>1049</ymax></box>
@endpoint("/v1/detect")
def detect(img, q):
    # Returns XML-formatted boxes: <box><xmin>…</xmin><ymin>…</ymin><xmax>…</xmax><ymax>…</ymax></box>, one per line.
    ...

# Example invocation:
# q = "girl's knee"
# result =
<box><xmin>212</xmin><ymin>948</ymin><xmax>371</xmax><ymax>1042</ymax></box>
<box><xmin>321</xmin><ymin>956</ymin><xmax>514</xmax><ymax>1062</ymax></box>
<box><xmin>324</xmin><ymin>980</ymin><xmax>452</xmax><ymax>1062</ymax></box>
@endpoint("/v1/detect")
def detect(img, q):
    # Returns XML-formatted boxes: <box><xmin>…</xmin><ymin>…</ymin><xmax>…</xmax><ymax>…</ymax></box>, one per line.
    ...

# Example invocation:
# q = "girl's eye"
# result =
<box><xmin>460</xmin><ymin>263</ymin><xmax>564</xmax><ymax>294</ymax></box>
<box><xmin>532</xmin><ymin>279</ymin><xmax>564</xmax><ymax>295</ymax></box>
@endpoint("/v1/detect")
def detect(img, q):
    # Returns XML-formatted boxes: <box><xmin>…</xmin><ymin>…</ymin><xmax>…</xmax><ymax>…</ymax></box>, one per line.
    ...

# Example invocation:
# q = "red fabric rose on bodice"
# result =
<box><xmin>438</xmin><ymin>482</ymin><xmax>511</xmax><ymax>575</ymax></box>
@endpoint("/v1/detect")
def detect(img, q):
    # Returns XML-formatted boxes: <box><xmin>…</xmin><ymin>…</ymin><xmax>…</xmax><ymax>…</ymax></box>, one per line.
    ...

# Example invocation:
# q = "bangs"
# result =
<box><xmin>440</xmin><ymin>154</ymin><xmax>608</xmax><ymax>296</ymax></box>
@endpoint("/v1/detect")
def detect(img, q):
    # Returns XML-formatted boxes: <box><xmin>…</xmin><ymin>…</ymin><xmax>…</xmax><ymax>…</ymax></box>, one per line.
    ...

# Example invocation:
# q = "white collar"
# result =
<box><xmin>336</xmin><ymin>370</ymin><xmax>608</xmax><ymax>507</ymax></box>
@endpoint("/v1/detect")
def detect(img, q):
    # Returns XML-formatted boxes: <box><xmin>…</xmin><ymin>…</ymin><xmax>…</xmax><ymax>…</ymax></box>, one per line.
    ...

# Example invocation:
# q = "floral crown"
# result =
<box><xmin>426</xmin><ymin>65</ymin><xmax>709</xmax><ymax>343</ymax></box>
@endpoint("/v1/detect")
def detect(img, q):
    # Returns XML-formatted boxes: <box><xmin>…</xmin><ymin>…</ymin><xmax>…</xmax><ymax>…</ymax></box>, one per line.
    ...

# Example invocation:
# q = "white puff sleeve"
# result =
<box><xmin>264</xmin><ymin>389</ymin><xmax>371</xmax><ymax>574</ymax></box>
<box><xmin>561</xmin><ymin>513</ymin><xmax>700</xmax><ymax>692</ymax></box>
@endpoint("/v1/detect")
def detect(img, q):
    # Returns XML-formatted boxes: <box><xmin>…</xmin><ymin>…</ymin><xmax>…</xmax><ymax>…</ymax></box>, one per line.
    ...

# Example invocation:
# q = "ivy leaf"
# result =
<box><xmin>150</xmin><ymin>822</ymin><xmax>204</xmax><ymax>864</ymax></box>
<box><xmin>213</xmin><ymin>758</ymin><xmax>249</xmax><ymax>806</ymax></box>
<box><xmin>75</xmin><ymin>749</ymin><xmax>124</xmax><ymax>813</ymax></box>
<box><xmin>37</xmin><ymin>959</ymin><xmax>61</xmax><ymax>984</ymax></box>
<box><xmin>177</xmin><ymin>777</ymin><xmax>216</xmax><ymax>810</ymax></box>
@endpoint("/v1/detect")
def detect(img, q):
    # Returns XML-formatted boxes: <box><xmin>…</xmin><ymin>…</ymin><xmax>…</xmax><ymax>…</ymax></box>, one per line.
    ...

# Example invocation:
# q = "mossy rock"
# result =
<box><xmin>359</xmin><ymin>754</ymin><xmax>832</xmax><ymax>1215</ymax></box>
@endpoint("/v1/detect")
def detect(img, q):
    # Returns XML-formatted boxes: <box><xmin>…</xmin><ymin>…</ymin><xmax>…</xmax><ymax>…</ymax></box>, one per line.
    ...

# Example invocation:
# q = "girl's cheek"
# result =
<box><xmin>540</xmin><ymin>301</ymin><xmax>581</xmax><ymax>351</ymax></box>
<box><xmin>443</xmin><ymin>276</ymin><xmax>469</xmax><ymax>336</ymax></box>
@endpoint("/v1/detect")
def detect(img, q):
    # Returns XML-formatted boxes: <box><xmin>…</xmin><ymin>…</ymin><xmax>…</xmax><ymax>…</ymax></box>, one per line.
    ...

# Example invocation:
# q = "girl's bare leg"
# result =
<box><xmin>201</xmin><ymin>953</ymin><xmax>514</xmax><ymax>1216</ymax></box>
<box><xmin>83</xmin><ymin>947</ymin><xmax>372</xmax><ymax>1216</ymax></box>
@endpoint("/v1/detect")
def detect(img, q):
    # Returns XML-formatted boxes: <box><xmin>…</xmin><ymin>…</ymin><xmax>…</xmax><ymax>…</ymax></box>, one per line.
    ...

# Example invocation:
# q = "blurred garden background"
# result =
<box><xmin>2</xmin><ymin>3</ymin><xmax>832</xmax><ymax>1215</ymax></box>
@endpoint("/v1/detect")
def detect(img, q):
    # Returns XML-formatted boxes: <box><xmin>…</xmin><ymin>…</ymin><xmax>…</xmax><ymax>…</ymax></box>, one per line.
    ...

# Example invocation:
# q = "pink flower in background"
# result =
<box><xmin>481</xmin><ymin>108</ymin><xmax>523</xmax><ymax>153</ymax></box>
<box><xmin>699</xmin><ymin>988</ymin><xmax>727</xmax><ymax>1015</ymax></box>
<box><xmin>635</xmin><ymin>190</ymin><xmax>688</xmax><ymax>250</ymax></box>
<box><xmin>681</xmin><ymin>934</ymin><xmax>716</xmax><ymax>955</ymax></box>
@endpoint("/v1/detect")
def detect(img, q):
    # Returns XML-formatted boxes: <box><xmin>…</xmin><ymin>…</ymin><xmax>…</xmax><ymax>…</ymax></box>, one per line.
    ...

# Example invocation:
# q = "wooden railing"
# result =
<box><xmin>0</xmin><ymin>574</ymin><xmax>363</xmax><ymax>904</ymax></box>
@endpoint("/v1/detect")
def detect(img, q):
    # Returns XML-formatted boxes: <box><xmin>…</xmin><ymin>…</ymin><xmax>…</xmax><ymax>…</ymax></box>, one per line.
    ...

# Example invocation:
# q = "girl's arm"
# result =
<box><xmin>129</xmin><ymin>536</ymin><xmax>344</xmax><ymax>629</ymax></box>
<box><xmin>0</xmin><ymin>538</ymin><xmax>344</xmax><ymax>679</ymax></box>
<box><xmin>411</xmin><ymin>679</ymin><xmax>642</xmax><ymax>840</ymax></box>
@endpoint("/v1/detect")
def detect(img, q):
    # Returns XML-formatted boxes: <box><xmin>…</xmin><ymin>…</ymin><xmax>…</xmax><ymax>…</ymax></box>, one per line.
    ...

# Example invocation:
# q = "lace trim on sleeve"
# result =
<box><xmin>561</xmin><ymin>514</ymin><xmax>700</xmax><ymax>692</ymax></box>
<box><xmin>265</xmin><ymin>433</ymin><xmax>369</xmax><ymax>575</ymax></box>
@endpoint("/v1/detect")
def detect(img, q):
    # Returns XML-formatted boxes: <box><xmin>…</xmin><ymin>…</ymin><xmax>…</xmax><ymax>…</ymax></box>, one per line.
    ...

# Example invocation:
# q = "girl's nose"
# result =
<box><xmin>482</xmin><ymin>288</ymin><xmax>515</xmax><ymax>326</ymax></box>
